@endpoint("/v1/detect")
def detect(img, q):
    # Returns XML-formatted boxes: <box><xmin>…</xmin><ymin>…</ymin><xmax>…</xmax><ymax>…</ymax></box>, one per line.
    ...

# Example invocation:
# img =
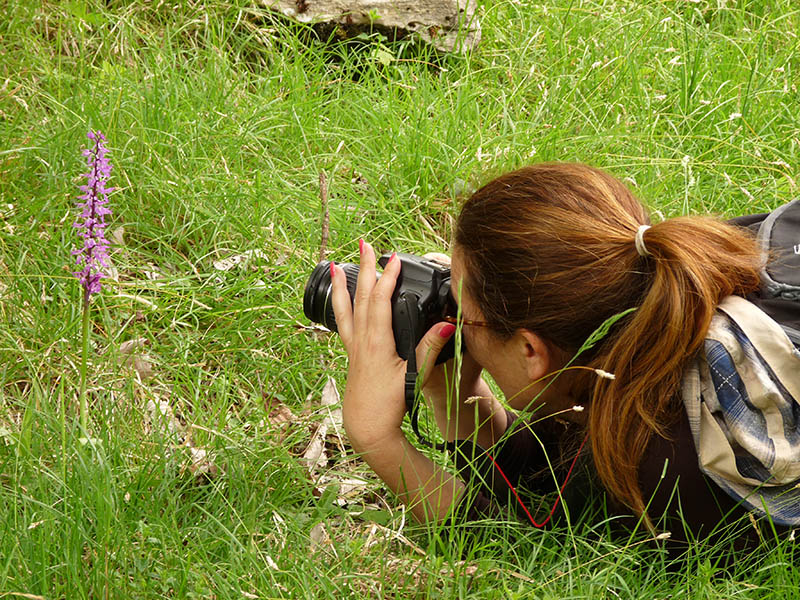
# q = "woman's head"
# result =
<box><xmin>453</xmin><ymin>162</ymin><xmax>763</xmax><ymax>516</ymax></box>
<box><xmin>454</xmin><ymin>162</ymin><xmax>651</xmax><ymax>350</ymax></box>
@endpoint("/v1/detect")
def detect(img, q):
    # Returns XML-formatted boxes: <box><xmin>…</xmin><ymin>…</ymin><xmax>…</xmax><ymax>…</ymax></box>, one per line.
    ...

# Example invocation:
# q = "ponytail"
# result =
<box><xmin>455</xmin><ymin>163</ymin><xmax>763</xmax><ymax>516</ymax></box>
<box><xmin>587</xmin><ymin>217</ymin><xmax>761</xmax><ymax>515</ymax></box>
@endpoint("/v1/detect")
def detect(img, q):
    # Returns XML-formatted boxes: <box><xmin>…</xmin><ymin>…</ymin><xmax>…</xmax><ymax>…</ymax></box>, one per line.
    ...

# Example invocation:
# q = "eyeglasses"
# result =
<box><xmin>442</xmin><ymin>314</ymin><xmax>490</xmax><ymax>328</ymax></box>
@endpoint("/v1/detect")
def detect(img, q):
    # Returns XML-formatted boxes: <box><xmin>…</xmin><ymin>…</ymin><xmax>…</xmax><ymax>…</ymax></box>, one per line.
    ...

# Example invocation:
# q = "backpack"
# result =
<box><xmin>729</xmin><ymin>198</ymin><xmax>800</xmax><ymax>347</ymax></box>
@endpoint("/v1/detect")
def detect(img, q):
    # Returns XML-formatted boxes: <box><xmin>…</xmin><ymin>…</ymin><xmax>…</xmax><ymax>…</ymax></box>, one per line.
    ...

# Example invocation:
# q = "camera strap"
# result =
<box><xmin>400</xmin><ymin>296</ymin><xmax>447</xmax><ymax>451</ymax></box>
<box><xmin>405</xmin><ymin>362</ymin><xmax>447</xmax><ymax>450</ymax></box>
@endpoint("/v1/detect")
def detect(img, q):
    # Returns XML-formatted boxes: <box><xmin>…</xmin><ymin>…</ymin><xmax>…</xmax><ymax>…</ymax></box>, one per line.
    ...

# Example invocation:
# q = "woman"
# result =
<box><xmin>329</xmin><ymin>163</ymin><xmax>799</xmax><ymax>552</ymax></box>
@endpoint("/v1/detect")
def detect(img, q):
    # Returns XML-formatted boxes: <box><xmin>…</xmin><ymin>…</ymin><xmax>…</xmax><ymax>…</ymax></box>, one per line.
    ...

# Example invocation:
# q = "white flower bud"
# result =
<box><xmin>594</xmin><ymin>369</ymin><xmax>616</xmax><ymax>380</ymax></box>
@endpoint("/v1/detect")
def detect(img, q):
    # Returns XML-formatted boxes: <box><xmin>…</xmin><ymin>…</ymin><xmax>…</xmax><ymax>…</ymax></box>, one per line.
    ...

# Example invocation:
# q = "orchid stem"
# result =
<box><xmin>79</xmin><ymin>292</ymin><xmax>90</xmax><ymax>434</ymax></box>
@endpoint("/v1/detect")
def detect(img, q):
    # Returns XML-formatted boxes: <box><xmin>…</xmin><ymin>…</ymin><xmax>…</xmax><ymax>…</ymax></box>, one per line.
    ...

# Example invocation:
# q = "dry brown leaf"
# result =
<box><xmin>120</xmin><ymin>337</ymin><xmax>154</xmax><ymax>381</ymax></box>
<box><xmin>315</xmin><ymin>473</ymin><xmax>372</xmax><ymax>507</ymax></box>
<box><xmin>265</xmin><ymin>397</ymin><xmax>297</xmax><ymax>426</ymax></box>
<box><xmin>131</xmin><ymin>355</ymin><xmax>154</xmax><ymax>381</ymax></box>
<box><xmin>119</xmin><ymin>337</ymin><xmax>147</xmax><ymax>355</ymax></box>
<box><xmin>110</xmin><ymin>225</ymin><xmax>125</xmax><ymax>246</ymax></box>
<box><xmin>337</xmin><ymin>475</ymin><xmax>370</xmax><ymax>498</ymax></box>
<box><xmin>302</xmin><ymin>377</ymin><xmax>345</xmax><ymax>474</ymax></box>
<box><xmin>320</xmin><ymin>377</ymin><xmax>342</xmax><ymax>428</ymax></box>
<box><xmin>186</xmin><ymin>446</ymin><xmax>220</xmax><ymax>478</ymax></box>
<box><xmin>302</xmin><ymin>425</ymin><xmax>327</xmax><ymax>473</ymax></box>
<box><xmin>292</xmin><ymin>323</ymin><xmax>331</xmax><ymax>334</ymax></box>
<box><xmin>320</xmin><ymin>377</ymin><xmax>346</xmax><ymax>456</ymax></box>
<box><xmin>440</xmin><ymin>561</ymin><xmax>479</xmax><ymax>577</ymax></box>
<box><xmin>212</xmin><ymin>249</ymin><xmax>269</xmax><ymax>272</ymax></box>
<box><xmin>146</xmin><ymin>399</ymin><xmax>183</xmax><ymax>442</ymax></box>
<box><xmin>146</xmin><ymin>398</ymin><xmax>220</xmax><ymax>480</ymax></box>
<box><xmin>309</xmin><ymin>522</ymin><xmax>330</xmax><ymax>550</ymax></box>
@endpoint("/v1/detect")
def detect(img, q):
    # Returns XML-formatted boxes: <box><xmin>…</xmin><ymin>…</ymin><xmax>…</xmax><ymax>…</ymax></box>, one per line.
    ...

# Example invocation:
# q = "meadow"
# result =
<box><xmin>1</xmin><ymin>0</ymin><xmax>799</xmax><ymax>597</ymax></box>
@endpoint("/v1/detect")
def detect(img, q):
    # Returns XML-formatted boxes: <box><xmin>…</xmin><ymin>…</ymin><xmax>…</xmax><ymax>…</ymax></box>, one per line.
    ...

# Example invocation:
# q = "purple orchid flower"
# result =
<box><xmin>73</xmin><ymin>130</ymin><xmax>113</xmax><ymax>301</ymax></box>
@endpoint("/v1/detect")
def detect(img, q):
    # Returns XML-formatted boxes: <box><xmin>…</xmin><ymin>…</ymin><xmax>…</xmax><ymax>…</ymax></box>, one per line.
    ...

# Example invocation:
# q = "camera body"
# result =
<box><xmin>303</xmin><ymin>252</ymin><xmax>458</xmax><ymax>364</ymax></box>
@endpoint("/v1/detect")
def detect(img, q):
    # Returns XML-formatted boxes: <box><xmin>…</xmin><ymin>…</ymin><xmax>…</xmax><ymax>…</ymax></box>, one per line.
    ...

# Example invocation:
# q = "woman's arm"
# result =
<box><xmin>347</xmin><ymin>427</ymin><xmax>464</xmax><ymax>522</ymax></box>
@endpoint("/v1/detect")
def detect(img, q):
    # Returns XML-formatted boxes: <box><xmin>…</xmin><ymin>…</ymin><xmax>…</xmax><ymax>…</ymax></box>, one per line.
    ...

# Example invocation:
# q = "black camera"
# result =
<box><xmin>303</xmin><ymin>253</ymin><xmax>458</xmax><ymax>364</ymax></box>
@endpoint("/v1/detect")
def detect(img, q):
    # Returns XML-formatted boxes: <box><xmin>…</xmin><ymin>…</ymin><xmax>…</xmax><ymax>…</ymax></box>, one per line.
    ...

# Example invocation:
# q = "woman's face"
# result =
<box><xmin>449</xmin><ymin>248</ymin><xmax>563</xmax><ymax>412</ymax></box>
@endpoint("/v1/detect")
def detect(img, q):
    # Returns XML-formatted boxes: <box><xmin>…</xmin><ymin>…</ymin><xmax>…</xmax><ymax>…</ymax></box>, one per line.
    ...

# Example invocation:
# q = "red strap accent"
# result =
<box><xmin>485</xmin><ymin>432</ymin><xmax>590</xmax><ymax>528</ymax></box>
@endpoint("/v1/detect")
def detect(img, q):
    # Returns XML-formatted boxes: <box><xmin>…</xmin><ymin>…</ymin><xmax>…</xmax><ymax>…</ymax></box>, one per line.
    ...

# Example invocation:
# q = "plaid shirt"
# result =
<box><xmin>683</xmin><ymin>296</ymin><xmax>800</xmax><ymax>526</ymax></box>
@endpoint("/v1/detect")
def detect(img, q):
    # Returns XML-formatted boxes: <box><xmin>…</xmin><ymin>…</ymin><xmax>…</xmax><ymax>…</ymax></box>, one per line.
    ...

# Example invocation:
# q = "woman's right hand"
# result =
<box><xmin>414</xmin><ymin>253</ymin><xmax>487</xmax><ymax>408</ymax></box>
<box><xmin>416</xmin><ymin>335</ymin><xmax>503</xmax><ymax>447</ymax></box>
<box><xmin>414</xmin><ymin>252</ymin><xmax>507</xmax><ymax>447</ymax></box>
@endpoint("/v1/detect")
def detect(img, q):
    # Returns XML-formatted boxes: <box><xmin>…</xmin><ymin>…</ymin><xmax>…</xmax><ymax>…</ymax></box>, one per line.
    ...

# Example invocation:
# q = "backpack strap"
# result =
<box><xmin>730</xmin><ymin>199</ymin><xmax>800</xmax><ymax>349</ymax></box>
<box><xmin>756</xmin><ymin>198</ymin><xmax>800</xmax><ymax>300</ymax></box>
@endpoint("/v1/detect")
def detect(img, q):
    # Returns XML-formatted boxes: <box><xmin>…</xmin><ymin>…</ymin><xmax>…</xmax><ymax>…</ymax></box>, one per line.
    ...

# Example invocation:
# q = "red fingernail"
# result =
<box><xmin>390</xmin><ymin>252</ymin><xmax>397</xmax><ymax>263</ymax></box>
<box><xmin>330</xmin><ymin>262</ymin><xmax>336</xmax><ymax>278</ymax></box>
<box><xmin>439</xmin><ymin>323</ymin><xmax>456</xmax><ymax>338</ymax></box>
<box><xmin>359</xmin><ymin>239</ymin><xmax>364</xmax><ymax>255</ymax></box>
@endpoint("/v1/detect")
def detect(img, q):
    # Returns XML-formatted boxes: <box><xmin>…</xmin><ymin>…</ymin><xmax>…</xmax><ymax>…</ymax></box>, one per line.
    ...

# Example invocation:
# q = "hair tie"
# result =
<box><xmin>634</xmin><ymin>225</ymin><xmax>652</xmax><ymax>257</ymax></box>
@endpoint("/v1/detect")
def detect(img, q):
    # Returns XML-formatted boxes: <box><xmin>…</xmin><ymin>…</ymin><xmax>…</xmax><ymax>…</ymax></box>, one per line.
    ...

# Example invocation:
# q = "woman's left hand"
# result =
<box><xmin>329</xmin><ymin>241</ymin><xmax>467</xmax><ymax>522</ymax></box>
<box><xmin>330</xmin><ymin>240</ymin><xmax>408</xmax><ymax>452</ymax></box>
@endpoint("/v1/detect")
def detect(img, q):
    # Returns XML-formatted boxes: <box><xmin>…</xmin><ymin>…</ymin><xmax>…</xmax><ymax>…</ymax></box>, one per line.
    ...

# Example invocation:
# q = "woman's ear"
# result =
<box><xmin>515</xmin><ymin>329</ymin><xmax>554</xmax><ymax>382</ymax></box>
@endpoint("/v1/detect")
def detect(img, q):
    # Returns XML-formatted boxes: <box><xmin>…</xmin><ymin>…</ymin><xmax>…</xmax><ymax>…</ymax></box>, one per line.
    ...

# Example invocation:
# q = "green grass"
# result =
<box><xmin>1</xmin><ymin>0</ymin><xmax>799</xmax><ymax>597</ymax></box>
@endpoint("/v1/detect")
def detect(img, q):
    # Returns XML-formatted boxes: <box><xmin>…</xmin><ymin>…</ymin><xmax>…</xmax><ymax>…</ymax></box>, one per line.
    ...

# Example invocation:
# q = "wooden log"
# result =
<box><xmin>262</xmin><ymin>0</ymin><xmax>481</xmax><ymax>53</ymax></box>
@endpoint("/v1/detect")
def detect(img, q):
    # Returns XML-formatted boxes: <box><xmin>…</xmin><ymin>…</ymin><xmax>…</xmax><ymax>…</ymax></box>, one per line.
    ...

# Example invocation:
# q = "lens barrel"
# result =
<box><xmin>303</xmin><ymin>261</ymin><xmax>361</xmax><ymax>332</ymax></box>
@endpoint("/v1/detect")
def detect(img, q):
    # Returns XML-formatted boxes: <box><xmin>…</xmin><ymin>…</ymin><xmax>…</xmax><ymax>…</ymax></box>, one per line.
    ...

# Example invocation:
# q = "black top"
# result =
<box><xmin>452</xmin><ymin>407</ymin><xmax>791</xmax><ymax>556</ymax></box>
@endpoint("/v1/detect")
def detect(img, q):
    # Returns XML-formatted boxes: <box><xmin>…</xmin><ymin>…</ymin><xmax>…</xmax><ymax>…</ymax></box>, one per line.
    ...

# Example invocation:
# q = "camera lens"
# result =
<box><xmin>303</xmin><ymin>261</ymin><xmax>361</xmax><ymax>332</ymax></box>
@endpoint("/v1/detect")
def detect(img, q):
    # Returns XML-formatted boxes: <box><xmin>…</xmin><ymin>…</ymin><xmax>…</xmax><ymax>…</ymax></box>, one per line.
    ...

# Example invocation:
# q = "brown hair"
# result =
<box><xmin>454</xmin><ymin>162</ymin><xmax>763</xmax><ymax>516</ymax></box>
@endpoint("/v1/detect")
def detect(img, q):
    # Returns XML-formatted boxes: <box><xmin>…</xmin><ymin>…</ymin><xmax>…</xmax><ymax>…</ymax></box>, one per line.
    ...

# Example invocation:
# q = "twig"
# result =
<box><xmin>318</xmin><ymin>171</ymin><xmax>329</xmax><ymax>263</ymax></box>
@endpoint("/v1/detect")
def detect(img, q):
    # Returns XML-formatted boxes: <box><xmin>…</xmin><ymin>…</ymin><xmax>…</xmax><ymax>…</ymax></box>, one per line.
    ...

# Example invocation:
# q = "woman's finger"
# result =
<box><xmin>330</xmin><ymin>263</ymin><xmax>354</xmax><ymax>349</ymax></box>
<box><xmin>367</xmin><ymin>252</ymin><xmax>401</xmax><ymax>336</ymax></box>
<box><xmin>353</xmin><ymin>239</ymin><xmax>376</xmax><ymax>330</ymax></box>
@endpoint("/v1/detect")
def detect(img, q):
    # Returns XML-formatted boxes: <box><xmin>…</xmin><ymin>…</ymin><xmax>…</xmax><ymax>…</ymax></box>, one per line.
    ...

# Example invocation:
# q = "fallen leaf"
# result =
<box><xmin>146</xmin><ymin>399</ymin><xmax>183</xmax><ymax>442</ymax></box>
<box><xmin>320</xmin><ymin>378</ymin><xmax>342</xmax><ymax>428</ymax></box>
<box><xmin>186</xmin><ymin>445</ymin><xmax>220</xmax><ymax>478</ymax></box>
<box><xmin>213</xmin><ymin>249</ymin><xmax>269</xmax><ymax>272</ymax></box>
<box><xmin>110</xmin><ymin>225</ymin><xmax>125</xmax><ymax>246</ymax></box>
<box><xmin>320</xmin><ymin>378</ymin><xmax>345</xmax><ymax>456</ymax></box>
<box><xmin>302</xmin><ymin>377</ymin><xmax>347</xmax><ymax>474</ymax></box>
<box><xmin>314</xmin><ymin>473</ymin><xmax>372</xmax><ymax>508</ymax></box>
<box><xmin>292</xmin><ymin>323</ymin><xmax>331</xmax><ymax>334</ymax></box>
<box><xmin>302</xmin><ymin>425</ymin><xmax>327</xmax><ymax>473</ymax></box>
<box><xmin>119</xmin><ymin>338</ymin><xmax>154</xmax><ymax>381</ymax></box>
<box><xmin>265</xmin><ymin>397</ymin><xmax>297</xmax><ymax>426</ymax></box>
<box><xmin>337</xmin><ymin>475</ymin><xmax>370</xmax><ymax>498</ymax></box>
<box><xmin>131</xmin><ymin>355</ymin><xmax>154</xmax><ymax>381</ymax></box>
<box><xmin>440</xmin><ymin>561</ymin><xmax>479</xmax><ymax>577</ymax></box>
<box><xmin>144</xmin><ymin>400</ymin><xmax>222</xmax><ymax>482</ymax></box>
<box><xmin>309</xmin><ymin>522</ymin><xmax>330</xmax><ymax>550</ymax></box>
<box><xmin>119</xmin><ymin>337</ymin><xmax>147</xmax><ymax>354</ymax></box>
